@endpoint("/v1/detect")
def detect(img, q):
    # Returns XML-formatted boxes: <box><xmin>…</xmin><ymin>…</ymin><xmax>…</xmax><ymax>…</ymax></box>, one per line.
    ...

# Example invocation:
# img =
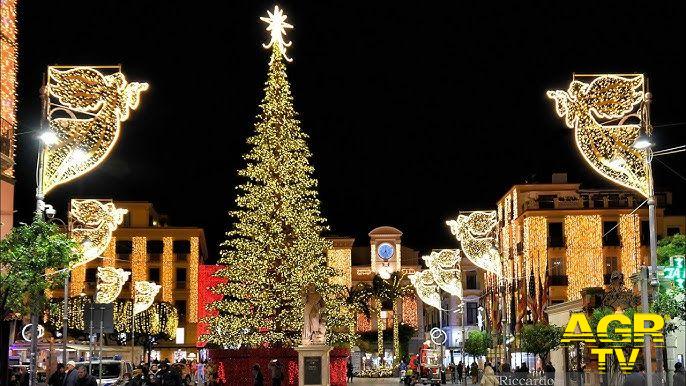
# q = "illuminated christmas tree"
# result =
<box><xmin>205</xmin><ymin>6</ymin><xmax>353</xmax><ymax>348</ymax></box>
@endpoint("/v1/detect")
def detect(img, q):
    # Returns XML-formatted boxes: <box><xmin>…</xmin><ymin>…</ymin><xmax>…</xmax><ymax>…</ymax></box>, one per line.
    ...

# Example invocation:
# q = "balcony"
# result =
<box><xmin>549</xmin><ymin>275</ymin><xmax>568</xmax><ymax>286</ymax></box>
<box><xmin>117</xmin><ymin>253</ymin><xmax>131</xmax><ymax>261</ymax></box>
<box><xmin>148</xmin><ymin>253</ymin><xmax>161</xmax><ymax>262</ymax></box>
<box><xmin>176</xmin><ymin>281</ymin><xmax>187</xmax><ymax>290</ymax></box>
<box><xmin>175</xmin><ymin>253</ymin><xmax>188</xmax><ymax>262</ymax></box>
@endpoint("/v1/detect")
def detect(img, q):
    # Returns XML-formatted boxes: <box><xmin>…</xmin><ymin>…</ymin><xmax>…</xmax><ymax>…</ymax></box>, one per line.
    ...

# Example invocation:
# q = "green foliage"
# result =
<box><xmin>657</xmin><ymin>234</ymin><xmax>685</xmax><ymax>266</ymax></box>
<box><xmin>588</xmin><ymin>307</ymin><xmax>637</xmax><ymax>348</ymax></box>
<box><xmin>652</xmin><ymin>286</ymin><xmax>686</xmax><ymax>333</ymax></box>
<box><xmin>464</xmin><ymin>330</ymin><xmax>491</xmax><ymax>357</ymax></box>
<box><xmin>519</xmin><ymin>323</ymin><xmax>563</xmax><ymax>361</ymax></box>
<box><xmin>0</xmin><ymin>219</ymin><xmax>79</xmax><ymax>318</ymax></box>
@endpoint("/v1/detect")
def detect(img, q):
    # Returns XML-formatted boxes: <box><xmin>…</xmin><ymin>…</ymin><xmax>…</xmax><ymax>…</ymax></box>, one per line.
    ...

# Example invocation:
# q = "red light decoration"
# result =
<box><xmin>216</xmin><ymin>361</ymin><xmax>226</xmax><ymax>385</ymax></box>
<box><xmin>197</xmin><ymin>264</ymin><xmax>227</xmax><ymax>346</ymax></box>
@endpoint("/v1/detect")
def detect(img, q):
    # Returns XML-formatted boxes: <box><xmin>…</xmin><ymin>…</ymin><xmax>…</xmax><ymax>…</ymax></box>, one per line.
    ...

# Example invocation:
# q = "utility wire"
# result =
<box><xmin>655</xmin><ymin>158</ymin><xmax>686</xmax><ymax>182</ymax></box>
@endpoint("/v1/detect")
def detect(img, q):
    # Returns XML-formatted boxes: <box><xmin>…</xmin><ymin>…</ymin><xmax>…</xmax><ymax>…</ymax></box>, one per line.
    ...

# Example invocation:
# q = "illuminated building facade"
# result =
<box><xmin>52</xmin><ymin>201</ymin><xmax>208</xmax><ymax>361</ymax></box>
<box><xmin>492</xmin><ymin>173</ymin><xmax>685</xmax><ymax>333</ymax></box>
<box><xmin>0</xmin><ymin>0</ymin><xmax>17</xmax><ymax>238</ymax></box>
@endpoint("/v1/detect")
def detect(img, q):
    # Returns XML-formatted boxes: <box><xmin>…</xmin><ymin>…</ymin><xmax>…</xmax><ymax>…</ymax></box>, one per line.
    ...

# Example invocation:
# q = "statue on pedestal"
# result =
<box><xmin>302</xmin><ymin>290</ymin><xmax>326</xmax><ymax>345</ymax></box>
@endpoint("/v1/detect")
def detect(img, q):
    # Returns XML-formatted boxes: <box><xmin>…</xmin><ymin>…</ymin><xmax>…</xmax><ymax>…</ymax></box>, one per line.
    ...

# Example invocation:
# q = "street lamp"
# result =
<box><xmin>632</xmin><ymin>132</ymin><xmax>654</xmax><ymax>150</ymax></box>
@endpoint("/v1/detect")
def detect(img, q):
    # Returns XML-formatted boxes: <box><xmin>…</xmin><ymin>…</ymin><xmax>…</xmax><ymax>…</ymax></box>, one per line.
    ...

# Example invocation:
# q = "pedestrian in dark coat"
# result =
<box><xmin>75</xmin><ymin>366</ymin><xmax>97</xmax><ymax>386</ymax></box>
<box><xmin>673</xmin><ymin>362</ymin><xmax>685</xmax><ymax>386</ymax></box>
<box><xmin>253</xmin><ymin>364</ymin><xmax>264</xmax><ymax>386</ymax></box>
<box><xmin>49</xmin><ymin>364</ymin><xmax>66</xmax><ymax>386</ymax></box>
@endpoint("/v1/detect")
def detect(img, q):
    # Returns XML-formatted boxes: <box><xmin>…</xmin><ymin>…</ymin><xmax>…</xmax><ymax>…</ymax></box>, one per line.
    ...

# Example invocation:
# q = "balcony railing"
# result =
<box><xmin>175</xmin><ymin>253</ymin><xmax>188</xmax><ymax>262</ymax></box>
<box><xmin>176</xmin><ymin>281</ymin><xmax>187</xmax><ymax>290</ymax></box>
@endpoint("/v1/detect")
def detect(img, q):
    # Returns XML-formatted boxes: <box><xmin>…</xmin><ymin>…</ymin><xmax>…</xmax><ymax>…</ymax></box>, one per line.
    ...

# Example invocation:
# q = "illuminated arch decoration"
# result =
<box><xmin>547</xmin><ymin>75</ymin><xmax>650</xmax><ymax>197</ymax></box>
<box><xmin>133</xmin><ymin>281</ymin><xmax>161</xmax><ymax>315</ymax></box>
<box><xmin>43</xmin><ymin>66</ymin><xmax>148</xmax><ymax>194</ymax></box>
<box><xmin>408</xmin><ymin>270</ymin><xmax>442</xmax><ymax>311</ymax></box>
<box><xmin>446</xmin><ymin>211</ymin><xmax>502</xmax><ymax>277</ymax></box>
<box><xmin>422</xmin><ymin>249</ymin><xmax>463</xmax><ymax>298</ymax></box>
<box><xmin>95</xmin><ymin>267</ymin><xmax>131</xmax><ymax>304</ymax></box>
<box><xmin>69</xmin><ymin>199</ymin><xmax>127</xmax><ymax>267</ymax></box>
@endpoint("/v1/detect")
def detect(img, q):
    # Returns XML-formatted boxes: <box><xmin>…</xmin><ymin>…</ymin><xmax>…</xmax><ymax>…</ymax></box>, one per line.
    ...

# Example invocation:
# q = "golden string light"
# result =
<box><xmin>188</xmin><ymin>237</ymin><xmax>199</xmax><ymax>322</ymax></box>
<box><xmin>260</xmin><ymin>5</ymin><xmax>294</xmax><ymax>62</ymax></box>
<box><xmin>524</xmin><ymin>216</ymin><xmax>547</xmax><ymax>307</ymax></box>
<box><xmin>327</xmin><ymin>248</ymin><xmax>352</xmax><ymax>288</ymax></box>
<box><xmin>103</xmin><ymin>237</ymin><xmax>116</xmax><ymax>267</ymax></box>
<box><xmin>95</xmin><ymin>267</ymin><xmax>130</xmax><ymax>304</ymax></box>
<box><xmin>357</xmin><ymin>312</ymin><xmax>372</xmax><ymax>333</ymax></box>
<box><xmin>43</xmin><ymin>66</ymin><xmax>148</xmax><ymax>194</ymax></box>
<box><xmin>422</xmin><ymin>249</ymin><xmax>463</xmax><ymax>298</ymax></box>
<box><xmin>619</xmin><ymin>214</ymin><xmax>641</xmax><ymax>286</ymax></box>
<box><xmin>446</xmin><ymin>210</ymin><xmax>502</xmax><ymax>277</ymax></box>
<box><xmin>0</xmin><ymin>0</ymin><xmax>18</xmax><ymax>180</ymax></box>
<box><xmin>162</xmin><ymin>237</ymin><xmax>174</xmax><ymax>302</ymax></box>
<box><xmin>69</xmin><ymin>199</ymin><xmax>127</xmax><ymax>267</ymax></box>
<box><xmin>69</xmin><ymin>266</ymin><xmax>85</xmax><ymax>296</ymax></box>
<box><xmin>564</xmin><ymin>215</ymin><xmax>603</xmax><ymax>300</ymax></box>
<box><xmin>401</xmin><ymin>296</ymin><xmax>418</xmax><ymax>329</ymax></box>
<box><xmin>131</xmin><ymin>237</ymin><xmax>147</xmax><ymax>283</ymax></box>
<box><xmin>547</xmin><ymin>75</ymin><xmax>650</xmax><ymax>197</ymax></box>
<box><xmin>133</xmin><ymin>280</ymin><xmax>161</xmax><ymax>315</ymax></box>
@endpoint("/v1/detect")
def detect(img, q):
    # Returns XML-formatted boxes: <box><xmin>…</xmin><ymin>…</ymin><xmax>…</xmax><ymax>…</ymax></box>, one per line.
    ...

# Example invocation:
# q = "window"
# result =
<box><xmin>539</xmin><ymin>195</ymin><xmax>555</xmax><ymax>209</ymax></box>
<box><xmin>605</xmin><ymin>256</ymin><xmax>619</xmax><ymax>272</ymax></box>
<box><xmin>549</xmin><ymin>257</ymin><xmax>565</xmax><ymax>276</ymax></box>
<box><xmin>121</xmin><ymin>213</ymin><xmax>130</xmax><ymax>228</ymax></box>
<box><xmin>640</xmin><ymin>221</ymin><xmax>650</xmax><ymax>246</ymax></box>
<box><xmin>466</xmin><ymin>271</ymin><xmax>478</xmax><ymax>290</ymax></box>
<box><xmin>86</xmin><ymin>268</ymin><xmax>97</xmax><ymax>283</ymax></box>
<box><xmin>548</xmin><ymin>222</ymin><xmax>563</xmax><ymax>247</ymax></box>
<box><xmin>116</xmin><ymin>240</ymin><xmax>132</xmax><ymax>259</ymax></box>
<box><xmin>148</xmin><ymin>268</ymin><xmax>160</xmax><ymax>283</ymax></box>
<box><xmin>173</xmin><ymin>240</ymin><xmax>190</xmax><ymax>261</ymax></box>
<box><xmin>176</xmin><ymin>268</ymin><xmax>187</xmax><ymax>289</ymax></box>
<box><xmin>667</xmin><ymin>227</ymin><xmax>680</xmax><ymax>236</ymax></box>
<box><xmin>466</xmin><ymin>302</ymin><xmax>478</xmax><ymax>325</ymax></box>
<box><xmin>147</xmin><ymin>240</ymin><xmax>163</xmax><ymax>254</ymax></box>
<box><xmin>603</xmin><ymin>221</ymin><xmax>620</xmax><ymax>246</ymax></box>
<box><xmin>175</xmin><ymin>300</ymin><xmax>187</xmax><ymax>319</ymax></box>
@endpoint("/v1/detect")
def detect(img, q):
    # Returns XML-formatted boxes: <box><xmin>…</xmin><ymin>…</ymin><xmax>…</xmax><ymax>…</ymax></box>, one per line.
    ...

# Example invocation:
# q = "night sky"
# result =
<box><xmin>13</xmin><ymin>1</ymin><xmax>686</xmax><ymax>260</ymax></box>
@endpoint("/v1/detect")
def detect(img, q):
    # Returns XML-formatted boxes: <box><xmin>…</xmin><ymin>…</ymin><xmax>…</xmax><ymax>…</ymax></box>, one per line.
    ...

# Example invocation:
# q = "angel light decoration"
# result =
<box><xmin>547</xmin><ymin>75</ymin><xmax>649</xmax><ymax>197</ymax></box>
<box><xmin>43</xmin><ymin>66</ymin><xmax>148</xmax><ymax>194</ymax></box>
<box><xmin>70</xmin><ymin>199</ymin><xmax>127</xmax><ymax>267</ymax></box>
<box><xmin>133</xmin><ymin>281</ymin><xmax>161</xmax><ymax>315</ymax></box>
<box><xmin>422</xmin><ymin>249</ymin><xmax>463</xmax><ymax>298</ymax></box>
<box><xmin>95</xmin><ymin>267</ymin><xmax>131</xmax><ymax>304</ymax></box>
<box><xmin>446</xmin><ymin>211</ymin><xmax>502</xmax><ymax>277</ymax></box>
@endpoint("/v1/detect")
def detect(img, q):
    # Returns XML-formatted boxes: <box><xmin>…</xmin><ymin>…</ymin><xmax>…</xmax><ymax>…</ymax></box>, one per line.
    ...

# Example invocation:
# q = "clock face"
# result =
<box><xmin>377</xmin><ymin>242</ymin><xmax>395</xmax><ymax>261</ymax></box>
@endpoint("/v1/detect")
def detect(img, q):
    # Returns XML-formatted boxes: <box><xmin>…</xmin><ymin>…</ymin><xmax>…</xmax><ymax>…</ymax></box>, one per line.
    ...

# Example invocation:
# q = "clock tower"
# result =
<box><xmin>368</xmin><ymin>226</ymin><xmax>402</xmax><ymax>278</ymax></box>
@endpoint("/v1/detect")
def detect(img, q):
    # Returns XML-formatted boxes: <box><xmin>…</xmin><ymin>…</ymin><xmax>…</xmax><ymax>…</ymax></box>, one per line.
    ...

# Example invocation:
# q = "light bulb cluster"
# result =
<box><xmin>95</xmin><ymin>267</ymin><xmax>130</xmax><ymax>304</ymax></box>
<box><xmin>401</xmin><ymin>296</ymin><xmax>418</xmax><ymax>329</ymax></box>
<box><xmin>42</xmin><ymin>66</ymin><xmax>147</xmax><ymax>194</ymax></box>
<box><xmin>564</xmin><ymin>215</ymin><xmax>603</xmax><ymax>300</ymax></box>
<box><xmin>131</xmin><ymin>237</ymin><xmax>147</xmax><ymax>283</ymax></box>
<box><xmin>619</xmin><ymin>214</ymin><xmax>641</xmax><ymax>286</ymax></box>
<box><xmin>523</xmin><ymin>216</ymin><xmax>547</xmax><ymax>314</ymax></box>
<box><xmin>188</xmin><ymin>237</ymin><xmax>200</xmax><ymax>322</ymax></box>
<box><xmin>547</xmin><ymin>75</ymin><xmax>650</xmax><ymax>197</ymax></box>
<box><xmin>327</xmin><ymin>248</ymin><xmax>352</xmax><ymax>288</ymax></box>
<box><xmin>50</xmin><ymin>296</ymin><xmax>177</xmax><ymax>339</ymax></box>
<box><xmin>133</xmin><ymin>280</ymin><xmax>161</xmax><ymax>315</ymax></box>
<box><xmin>162</xmin><ymin>237</ymin><xmax>174</xmax><ymax>302</ymax></box>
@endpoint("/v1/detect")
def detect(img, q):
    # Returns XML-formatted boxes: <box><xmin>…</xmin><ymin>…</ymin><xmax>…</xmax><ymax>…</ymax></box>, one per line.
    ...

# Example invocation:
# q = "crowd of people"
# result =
<box><xmin>35</xmin><ymin>358</ymin><xmax>220</xmax><ymax>386</ymax></box>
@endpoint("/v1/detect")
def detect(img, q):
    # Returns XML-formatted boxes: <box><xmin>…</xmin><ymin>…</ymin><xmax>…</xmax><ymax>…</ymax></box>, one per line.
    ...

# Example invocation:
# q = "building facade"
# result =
<box><xmin>489</xmin><ymin>173</ymin><xmax>684</xmax><ymax>333</ymax></box>
<box><xmin>53</xmin><ymin>201</ymin><xmax>208</xmax><ymax>362</ymax></box>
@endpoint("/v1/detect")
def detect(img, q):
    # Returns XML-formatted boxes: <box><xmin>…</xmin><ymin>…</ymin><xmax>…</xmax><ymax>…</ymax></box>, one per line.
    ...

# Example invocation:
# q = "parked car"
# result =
<box><xmin>74</xmin><ymin>360</ymin><xmax>134</xmax><ymax>386</ymax></box>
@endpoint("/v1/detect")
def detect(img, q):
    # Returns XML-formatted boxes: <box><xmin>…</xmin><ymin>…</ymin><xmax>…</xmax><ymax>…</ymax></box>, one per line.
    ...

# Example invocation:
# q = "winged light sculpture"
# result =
<box><xmin>422</xmin><ymin>249</ymin><xmax>463</xmax><ymax>298</ymax></box>
<box><xmin>446</xmin><ymin>211</ymin><xmax>502</xmax><ymax>277</ymax></box>
<box><xmin>133</xmin><ymin>281</ymin><xmax>161</xmax><ymax>315</ymax></box>
<box><xmin>70</xmin><ymin>199</ymin><xmax>128</xmax><ymax>267</ymax></box>
<box><xmin>408</xmin><ymin>270</ymin><xmax>442</xmax><ymax>311</ymax></box>
<box><xmin>43</xmin><ymin>66</ymin><xmax>148</xmax><ymax>194</ymax></box>
<box><xmin>547</xmin><ymin>75</ymin><xmax>649</xmax><ymax>197</ymax></box>
<box><xmin>95</xmin><ymin>267</ymin><xmax>131</xmax><ymax>304</ymax></box>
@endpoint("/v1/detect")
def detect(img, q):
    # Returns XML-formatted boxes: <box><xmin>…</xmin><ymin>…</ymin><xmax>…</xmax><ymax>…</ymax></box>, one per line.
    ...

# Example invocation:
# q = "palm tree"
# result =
<box><xmin>383</xmin><ymin>272</ymin><xmax>414</xmax><ymax>365</ymax></box>
<box><xmin>345</xmin><ymin>283</ymin><xmax>373</xmax><ymax>339</ymax></box>
<box><xmin>371</xmin><ymin>275</ymin><xmax>388</xmax><ymax>361</ymax></box>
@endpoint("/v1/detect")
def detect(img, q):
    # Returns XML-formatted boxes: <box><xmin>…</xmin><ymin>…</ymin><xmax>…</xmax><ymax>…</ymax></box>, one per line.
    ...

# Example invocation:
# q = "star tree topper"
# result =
<box><xmin>261</xmin><ymin>5</ymin><xmax>294</xmax><ymax>62</ymax></box>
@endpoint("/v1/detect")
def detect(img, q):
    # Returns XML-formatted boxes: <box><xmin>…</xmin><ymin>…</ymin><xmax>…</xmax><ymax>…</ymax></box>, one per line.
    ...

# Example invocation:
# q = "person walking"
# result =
<box><xmin>622</xmin><ymin>364</ymin><xmax>646</xmax><ymax>386</ymax></box>
<box><xmin>49</xmin><ymin>364</ymin><xmax>66</xmax><ymax>386</ymax></box>
<box><xmin>673</xmin><ymin>362</ymin><xmax>685</xmax><ymax>386</ymax></box>
<box><xmin>75</xmin><ymin>365</ymin><xmax>97</xmax><ymax>386</ymax></box>
<box><xmin>471</xmin><ymin>362</ymin><xmax>479</xmax><ymax>384</ymax></box>
<box><xmin>63</xmin><ymin>361</ymin><xmax>78</xmax><ymax>386</ymax></box>
<box><xmin>268</xmin><ymin>360</ymin><xmax>283</xmax><ymax>386</ymax></box>
<box><xmin>457</xmin><ymin>361</ymin><xmax>464</xmax><ymax>383</ymax></box>
<box><xmin>346</xmin><ymin>358</ymin><xmax>354</xmax><ymax>383</ymax></box>
<box><xmin>253</xmin><ymin>364</ymin><xmax>264</xmax><ymax>386</ymax></box>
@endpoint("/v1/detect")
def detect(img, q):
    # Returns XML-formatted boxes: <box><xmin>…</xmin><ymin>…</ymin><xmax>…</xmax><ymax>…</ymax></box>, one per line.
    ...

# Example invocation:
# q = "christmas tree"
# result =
<box><xmin>205</xmin><ymin>6</ymin><xmax>352</xmax><ymax>348</ymax></box>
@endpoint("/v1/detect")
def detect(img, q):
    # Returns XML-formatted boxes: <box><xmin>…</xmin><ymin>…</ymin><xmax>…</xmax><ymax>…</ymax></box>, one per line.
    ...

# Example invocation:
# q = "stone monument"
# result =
<box><xmin>295</xmin><ymin>289</ymin><xmax>332</xmax><ymax>386</ymax></box>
